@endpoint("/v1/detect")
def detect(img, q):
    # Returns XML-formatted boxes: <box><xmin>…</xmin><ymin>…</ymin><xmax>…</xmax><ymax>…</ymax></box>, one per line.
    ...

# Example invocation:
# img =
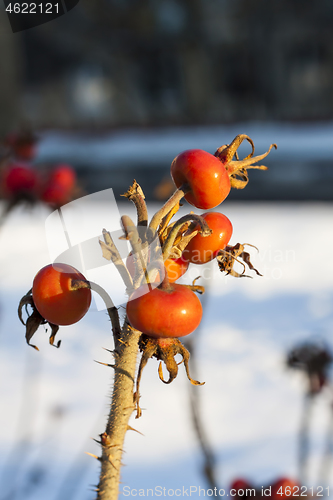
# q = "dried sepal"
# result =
<box><xmin>158</xmin><ymin>201</ymin><xmax>180</xmax><ymax>240</ymax></box>
<box><xmin>183</xmin><ymin>276</ymin><xmax>205</xmax><ymax>295</ymax></box>
<box><xmin>217</xmin><ymin>243</ymin><xmax>262</xmax><ymax>278</ymax></box>
<box><xmin>134</xmin><ymin>335</ymin><xmax>204</xmax><ymax>418</ymax></box>
<box><xmin>168</xmin><ymin>228</ymin><xmax>199</xmax><ymax>259</ymax></box>
<box><xmin>18</xmin><ymin>289</ymin><xmax>60</xmax><ymax>350</ymax></box>
<box><xmin>162</xmin><ymin>220</ymin><xmax>190</xmax><ymax>247</ymax></box>
<box><xmin>214</xmin><ymin>134</ymin><xmax>277</xmax><ymax>190</ymax></box>
<box><xmin>162</xmin><ymin>214</ymin><xmax>212</xmax><ymax>261</ymax></box>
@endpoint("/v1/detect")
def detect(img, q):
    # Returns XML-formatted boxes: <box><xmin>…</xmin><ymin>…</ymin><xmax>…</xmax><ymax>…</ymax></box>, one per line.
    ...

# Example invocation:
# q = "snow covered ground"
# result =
<box><xmin>0</xmin><ymin>199</ymin><xmax>333</xmax><ymax>499</ymax></box>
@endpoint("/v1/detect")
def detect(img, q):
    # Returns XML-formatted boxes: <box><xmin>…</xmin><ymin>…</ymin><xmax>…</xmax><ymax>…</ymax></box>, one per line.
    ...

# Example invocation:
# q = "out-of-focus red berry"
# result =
<box><xmin>1</xmin><ymin>164</ymin><xmax>39</xmax><ymax>196</ymax></box>
<box><xmin>230</xmin><ymin>478</ymin><xmax>253</xmax><ymax>496</ymax></box>
<box><xmin>49</xmin><ymin>164</ymin><xmax>76</xmax><ymax>191</ymax></box>
<box><xmin>41</xmin><ymin>164</ymin><xmax>77</xmax><ymax>207</ymax></box>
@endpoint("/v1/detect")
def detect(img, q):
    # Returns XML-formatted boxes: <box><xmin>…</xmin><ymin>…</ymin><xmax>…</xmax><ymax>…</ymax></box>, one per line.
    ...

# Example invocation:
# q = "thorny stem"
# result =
<box><xmin>162</xmin><ymin>214</ymin><xmax>212</xmax><ymax>260</ymax></box>
<box><xmin>96</xmin><ymin>213</ymin><xmax>150</xmax><ymax>499</ymax></box>
<box><xmin>97</xmin><ymin>321</ymin><xmax>141</xmax><ymax>500</ymax></box>
<box><xmin>148</xmin><ymin>183</ymin><xmax>189</xmax><ymax>236</ymax></box>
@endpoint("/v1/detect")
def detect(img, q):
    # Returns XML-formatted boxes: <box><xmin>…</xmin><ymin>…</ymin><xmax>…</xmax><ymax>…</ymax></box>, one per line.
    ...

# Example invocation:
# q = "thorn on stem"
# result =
<box><xmin>85</xmin><ymin>452</ymin><xmax>101</xmax><ymax>461</ymax></box>
<box><xmin>94</xmin><ymin>360</ymin><xmax>116</xmax><ymax>368</ymax></box>
<box><xmin>127</xmin><ymin>425</ymin><xmax>144</xmax><ymax>436</ymax></box>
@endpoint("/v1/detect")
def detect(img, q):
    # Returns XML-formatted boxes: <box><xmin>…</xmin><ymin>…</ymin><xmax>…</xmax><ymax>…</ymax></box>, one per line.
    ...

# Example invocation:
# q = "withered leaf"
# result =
<box><xmin>217</xmin><ymin>243</ymin><xmax>261</xmax><ymax>278</ymax></box>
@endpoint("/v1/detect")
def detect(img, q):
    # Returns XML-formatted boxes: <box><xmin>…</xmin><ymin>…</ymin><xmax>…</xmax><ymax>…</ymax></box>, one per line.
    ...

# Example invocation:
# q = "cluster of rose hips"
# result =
<box><xmin>19</xmin><ymin>134</ymin><xmax>276</xmax><ymax>417</ymax></box>
<box><xmin>0</xmin><ymin>131</ymin><xmax>79</xmax><ymax>210</ymax></box>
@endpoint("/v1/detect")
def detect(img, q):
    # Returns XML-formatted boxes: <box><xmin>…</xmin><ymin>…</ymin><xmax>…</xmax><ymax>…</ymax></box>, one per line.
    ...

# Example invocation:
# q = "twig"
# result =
<box><xmin>148</xmin><ymin>184</ymin><xmax>189</xmax><ymax>236</ymax></box>
<box><xmin>318</xmin><ymin>386</ymin><xmax>333</xmax><ymax>486</ymax></box>
<box><xmin>299</xmin><ymin>391</ymin><xmax>314</xmax><ymax>485</ymax></box>
<box><xmin>122</xmin><ymin>180</ymin><xmax>148</xmax><ymax>229</ymax></box>
<box><xmin>99</xmin><ymin>229</ymin><xmax>133</xmax><ymax>295</ymax></box>
<box><xmin>121</xmin><ymin>215</ymin><xmax>150</xmax><ymax>289</ymax></box>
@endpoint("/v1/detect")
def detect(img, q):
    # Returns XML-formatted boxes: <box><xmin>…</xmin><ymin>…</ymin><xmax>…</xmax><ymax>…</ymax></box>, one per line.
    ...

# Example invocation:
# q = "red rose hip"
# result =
<box><xmin>171</xmin><ymin>149</ymin><xmax>231</xmax><ymax>209</ymax></box>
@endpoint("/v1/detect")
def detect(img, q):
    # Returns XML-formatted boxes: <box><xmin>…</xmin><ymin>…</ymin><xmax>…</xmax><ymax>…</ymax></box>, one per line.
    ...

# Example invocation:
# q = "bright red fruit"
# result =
<box><xmin>171</xmin><ymin>149</ymin><xmax>231</xmax><ymax>209</ymax></box>
<box><xmin>1</xmin><ymin>164</ymin><xmax>39</xmax><ymax>196</ymax></box>
<box><xmin>126</xmin><ymin>283</ymin><xmax>202</xmax><ymax>338</ymax></box>
<box><xmin>32</xmin><ymin>263</ymin><xmax>91</xmax><ymax>326</ymax></box>
<box><xmin>182</xmin><ymin>212</ymin><xmax>233</xmax><ymax>264</ymax></box>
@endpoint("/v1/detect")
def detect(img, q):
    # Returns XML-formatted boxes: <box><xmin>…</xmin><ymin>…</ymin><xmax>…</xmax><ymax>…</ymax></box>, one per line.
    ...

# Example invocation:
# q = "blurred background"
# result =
<box><xmin>1</xmin><ymin>0</ymin><xmax>333</xmax><ymax>199</ymax></box>
<box><xmin>0</xmin><ymin>0</ymin><xmax>333</xmax><ymax>499</ymax></box>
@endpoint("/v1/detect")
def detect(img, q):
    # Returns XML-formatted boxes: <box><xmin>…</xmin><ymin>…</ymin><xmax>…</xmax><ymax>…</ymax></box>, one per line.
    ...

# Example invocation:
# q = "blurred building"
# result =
<box><xmin>1</xmin><ymin>0</ymin><xmax>333</xmax><ymax>133</ymax></box>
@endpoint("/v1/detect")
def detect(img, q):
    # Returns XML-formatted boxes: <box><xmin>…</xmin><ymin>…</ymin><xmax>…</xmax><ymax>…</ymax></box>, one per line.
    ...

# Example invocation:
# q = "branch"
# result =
<box><xmin>299</xmin><ymin>391</ymin><xmax>314</xmax><ymax>485</ymax></box>
<box><xmin>97</xmin><ymin>321</ymin><xmax>141</xmax><ymax>500</ymax></box>
<box><xmin>94</xmin><ymin>231</ymin><xmax>143</xmax><ymax>499</ymax></box>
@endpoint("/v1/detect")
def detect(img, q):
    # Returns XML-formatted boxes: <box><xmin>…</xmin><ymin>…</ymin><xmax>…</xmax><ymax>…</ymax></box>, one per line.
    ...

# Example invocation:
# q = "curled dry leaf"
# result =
<box><xmin>158</xmin><ymin>201</ymin><xmax>181</xmax><ymax>239</ymax></box>
<box><xmin>217</xmin><ymin>243</ymin><xmax>262</xmax><ymax>278</ymax></box>
<box><xmin>18</xmin><ymin>289</ymin><xmax>60</xmax><ymax>350</ymax></box>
